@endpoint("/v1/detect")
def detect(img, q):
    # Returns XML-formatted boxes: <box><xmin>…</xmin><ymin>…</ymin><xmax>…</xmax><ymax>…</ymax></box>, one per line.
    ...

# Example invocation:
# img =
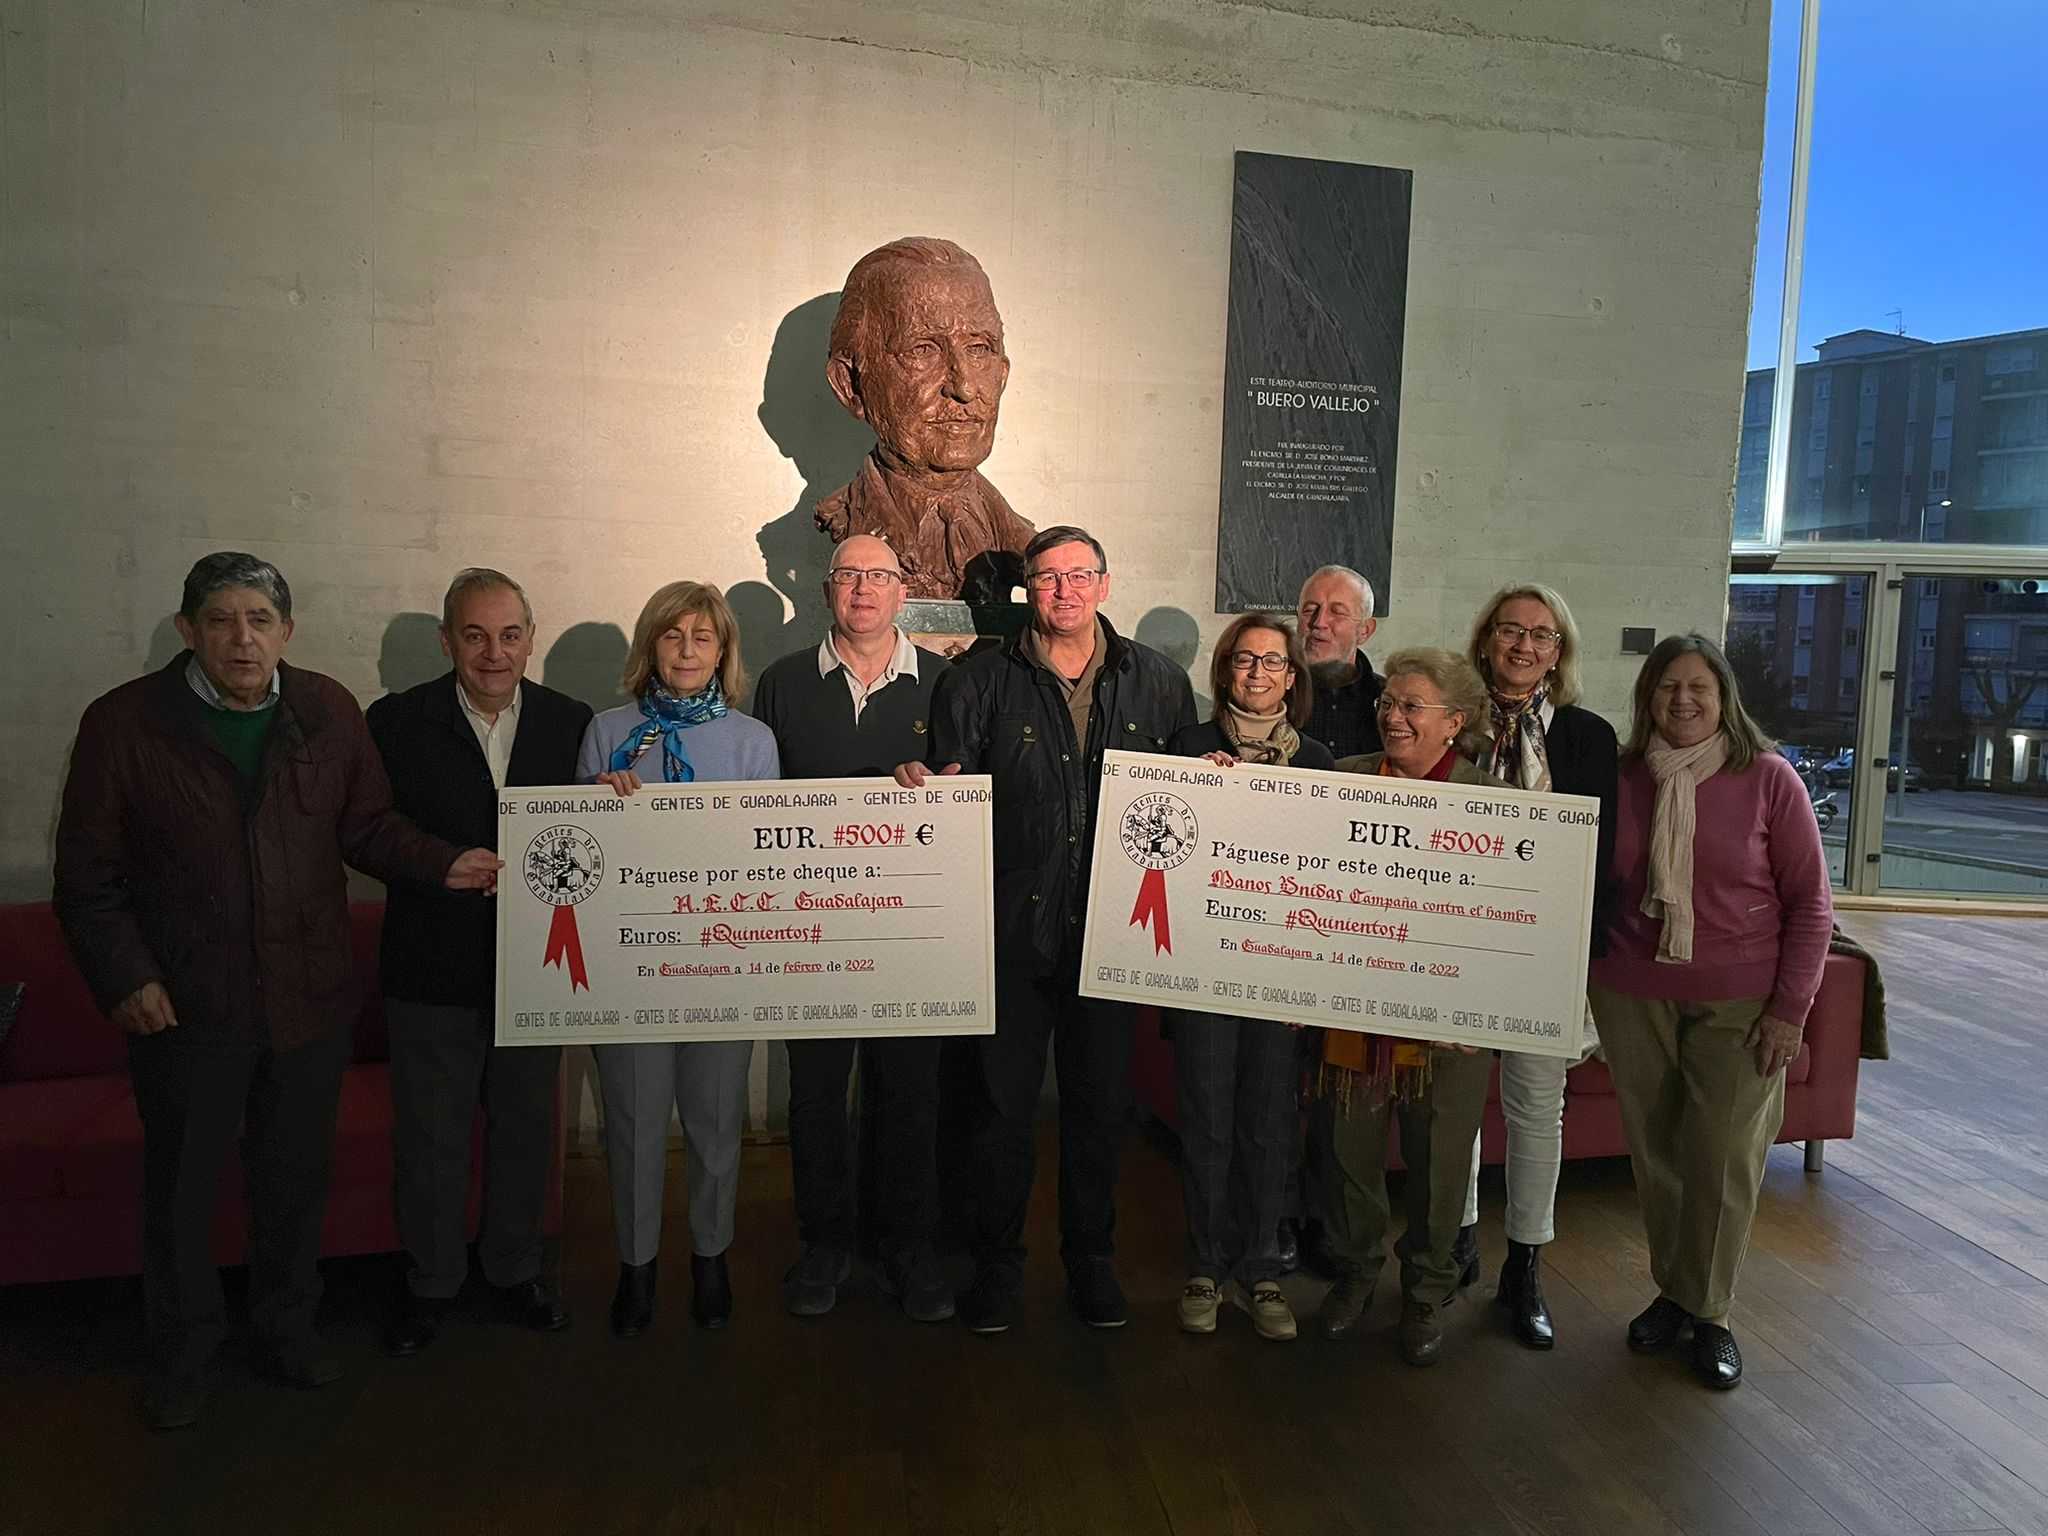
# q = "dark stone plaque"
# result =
<box><xmin>1214</xmin><ymin>151</ymin><xmax>1412</xmax><ymax>613</ymax></box>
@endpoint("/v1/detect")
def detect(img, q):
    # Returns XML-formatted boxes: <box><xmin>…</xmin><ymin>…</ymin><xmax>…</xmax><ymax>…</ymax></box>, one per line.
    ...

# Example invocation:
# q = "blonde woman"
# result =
<box><xmin>1457</xmin><ymin>584</ymin><xmax>1619</xmax><ymax>1351</ymax></box>
<box><xmin>577</xmin><ymin>581</ymin><xmax>779</xmax><ymax>1336</ymax></box>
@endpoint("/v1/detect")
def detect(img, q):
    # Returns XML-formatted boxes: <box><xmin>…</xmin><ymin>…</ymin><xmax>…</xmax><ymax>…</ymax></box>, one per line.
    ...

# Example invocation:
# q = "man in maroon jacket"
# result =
<box><xmin>53</xmin><ymin>552</ymin><xmax>500</xmax><ymax>1431</ymax></box>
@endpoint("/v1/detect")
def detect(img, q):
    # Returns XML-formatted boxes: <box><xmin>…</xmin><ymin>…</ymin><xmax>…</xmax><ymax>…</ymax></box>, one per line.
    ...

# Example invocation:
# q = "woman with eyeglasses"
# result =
<box><xmin>577</xmin><ymin>581</ymin><xmax>780</xmax><ymax>1337</ymax></box>
<box><xmin>1591</xmin><ymin>635</ymin><xmax>1831</xmax><ymax>1389</ymax></box>
<box><xmin>1451</xmin><ymin>585</ymin><xmax>1619</xmax><ymax>1351</ymax></box>
<box><xmin>1314</xmin><ymin>648</ymin><xmax>1503</xmax><ymax>1366</ymax></box>
<box><xmin>1163</xmin><ymin>614</ymin><xmax>1334</xmax><ymax>1342</ymax></box>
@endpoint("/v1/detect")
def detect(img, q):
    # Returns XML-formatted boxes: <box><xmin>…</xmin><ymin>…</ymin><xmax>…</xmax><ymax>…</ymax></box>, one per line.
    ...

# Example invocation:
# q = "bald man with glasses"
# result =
<box><xmin>752</xmin><ymin>535</ymin><xmax>955</xmax><ymax>1322</ymax></box>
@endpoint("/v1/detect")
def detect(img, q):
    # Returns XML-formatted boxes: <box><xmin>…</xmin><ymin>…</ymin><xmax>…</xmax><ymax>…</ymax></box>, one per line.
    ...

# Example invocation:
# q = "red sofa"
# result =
<box><xmin>0</xmin><ymin>900</ymin><xmax>564</xmax><ymax>1286</ymax></box>
<box><xmin>1128</xmin><ymin>951</ymin><xmax>1867</xmax><ymax>1173</ymax></box>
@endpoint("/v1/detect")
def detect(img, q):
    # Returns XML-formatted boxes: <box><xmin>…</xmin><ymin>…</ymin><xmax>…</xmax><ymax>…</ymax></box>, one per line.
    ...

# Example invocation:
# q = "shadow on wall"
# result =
<box><xmin>378</xmin><ymin>613</ymin><xmax>444</xmax><ymax>695</ymax></box>
<box><xmin>1136</xmin><ymin>605</ymin><xmax>1210</xmax><ymax>720</ymax></box>
<box><xmin>727</xmin><ymin>581</ymin><xmax>789</xmax><ymax>710</ymax></box>
<box><xmin>543</xmin><ymin>622</ymin><xmax>630</xmax><ymax>715</ymax></box>
<box><xmin>144</xmin><ymin>615</ymin><xmax>184</xmax><ymax>673</ymax></box>
<box><xmin>753</xmin><ymin>292</ymin><xmax>874</xmax><ymax>667</ymax></box>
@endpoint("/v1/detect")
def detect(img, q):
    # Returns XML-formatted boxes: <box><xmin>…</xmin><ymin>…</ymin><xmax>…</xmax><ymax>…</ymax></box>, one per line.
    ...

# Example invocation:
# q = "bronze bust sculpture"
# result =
<box><xmin>815</xmin><ymin>238</ymin><xmax>1035</xmax><ymax>601</ymax></box>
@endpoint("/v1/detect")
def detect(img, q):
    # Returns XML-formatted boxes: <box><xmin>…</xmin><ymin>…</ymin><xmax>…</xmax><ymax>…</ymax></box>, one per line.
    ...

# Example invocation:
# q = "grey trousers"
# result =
<box><xmin>593</xmin><ymin>1039</ymin><xmax>753</xmax><ymax>1265</ymax></box>
<box><xmin>1170</xmin><ymin>1012</ymin><xmax>1297</xmax><ymax>1286</ymax></box>
<box><xmin>386</xmin><ymin>998</ymin><xmax>561</xmax><ymax>1298</ymax></box>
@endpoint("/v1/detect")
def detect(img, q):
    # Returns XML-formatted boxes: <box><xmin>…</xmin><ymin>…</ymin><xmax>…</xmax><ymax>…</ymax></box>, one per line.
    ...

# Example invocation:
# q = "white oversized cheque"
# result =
<box><xmin>1079</xmin><ymin>750</ymin><xmax>1599</xmax><ymax>1057</ymax></box>
<box><xmin>495</xmin><ymin>777</ymin><xmax>995</xmax><ymax>1045</ymax></box>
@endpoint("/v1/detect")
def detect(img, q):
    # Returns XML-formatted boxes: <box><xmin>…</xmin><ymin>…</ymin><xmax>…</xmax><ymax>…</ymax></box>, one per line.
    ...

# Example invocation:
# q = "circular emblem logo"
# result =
<box><xmin>523</xmin><ymin>825</ymin><xmax>604</xmax><ymax>907</ymax></box>
<box><xmin>1120</xmin><ymin>792</ymin><xmax>1198</xmax><ymax>871</ymax></box>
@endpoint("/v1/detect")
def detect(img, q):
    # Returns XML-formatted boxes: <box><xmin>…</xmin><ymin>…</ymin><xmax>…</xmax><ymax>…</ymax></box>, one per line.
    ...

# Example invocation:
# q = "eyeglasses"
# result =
<box><xmin>1226</xmin><ymin>652</ymin><xmax>1291</xmax><ymax>674</ymax></box>
<box><xmin>1376</xmin><ymin>694</ymin><xmax>1456</xmax><ymax>719</ymax></box>
<box><xmin>1491</xmin><ymin>622</ymin><xmax>1563</xmax><ymax>652</ymax></box>
<box><xmin>827</xmin><ymin>567</ymin><xmax>905</xmax><ymax>588</ymax></box>
<box><xmin>1023</xmin><ymin>569</ymin><xmax>1104</xmax><ymax>593</ymax></box>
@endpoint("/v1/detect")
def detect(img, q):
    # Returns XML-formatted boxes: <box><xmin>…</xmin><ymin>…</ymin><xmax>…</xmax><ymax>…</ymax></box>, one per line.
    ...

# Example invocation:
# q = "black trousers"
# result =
<box><xmin>128</xmin><ymin>1023</ymin><xmax>352</xmax><ymax>1377</ymax></box>
<box><xmin>975</xmin><ymin>959</ymin><xmax>1135</xmax><ymax>1275</ymax></box>
<box><xmin>786</xmin><ymin>1035</ymin><xmax>940</xmax><ymax>1259</ymax></box>
<box><xmin>386</xmin><ymin>998</ymin><xmax>560</xmax><ymax>1299</ymax></box>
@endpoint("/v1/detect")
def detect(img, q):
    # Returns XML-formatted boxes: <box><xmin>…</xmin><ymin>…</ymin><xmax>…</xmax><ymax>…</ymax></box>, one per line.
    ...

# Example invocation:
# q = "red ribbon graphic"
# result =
<box><xmin>1129</xmin><ymin>867</ymin><xmax>1172</xmax><ymax>955</ymax></box>
<box><xmin>543</xmin><ymin>905</ymin><xmax>589</xmax><ymax>991</ymax></box>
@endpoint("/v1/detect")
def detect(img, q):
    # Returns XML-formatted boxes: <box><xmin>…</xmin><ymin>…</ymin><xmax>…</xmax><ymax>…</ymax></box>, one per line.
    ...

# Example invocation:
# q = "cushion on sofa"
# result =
<box><xmin>0</xmin><ymin>1078</ymin><xmax>131</xmax><ymax>1200</ymax></box>
<box><xmin>0</xmin><ymin>904</ymin><xmax>129</xmax><ymax>1082</ymax></box>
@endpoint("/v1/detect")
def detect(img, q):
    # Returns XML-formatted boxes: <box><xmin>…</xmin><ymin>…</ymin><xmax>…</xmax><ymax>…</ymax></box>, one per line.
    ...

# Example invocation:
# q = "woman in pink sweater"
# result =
<box><xmin>1589</xmin><ymin>634</ymin><xmax>1832</xmax><ymax>1391</ymax></box>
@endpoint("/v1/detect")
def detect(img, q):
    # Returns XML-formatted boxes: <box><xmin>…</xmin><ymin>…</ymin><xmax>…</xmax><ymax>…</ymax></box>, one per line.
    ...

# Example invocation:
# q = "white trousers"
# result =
<box><xmin>594</xmin><ymin>1039</ymin><xmax>754</xmax><ymax>1265</ymax></box>
<box><xmin>1463</xmin><ymin>1011</ymin><xmax>1599</xmax><ymax>1246</ymax></box>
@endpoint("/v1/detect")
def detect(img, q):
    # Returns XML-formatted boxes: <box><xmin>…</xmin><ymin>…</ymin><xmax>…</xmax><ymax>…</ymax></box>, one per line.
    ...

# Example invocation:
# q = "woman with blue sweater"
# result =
<box><xmin>577</xmin><ymin>580</ymin><xmax>779</xmax><ymax>1336</ymax></box>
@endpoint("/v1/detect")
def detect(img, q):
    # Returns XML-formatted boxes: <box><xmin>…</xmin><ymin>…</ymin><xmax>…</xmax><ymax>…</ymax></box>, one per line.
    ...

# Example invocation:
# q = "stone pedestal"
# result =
<box><xmin>901</xmin><ymin>599</ymin><xmax>1028</xmax><ymax>659</ymax></box>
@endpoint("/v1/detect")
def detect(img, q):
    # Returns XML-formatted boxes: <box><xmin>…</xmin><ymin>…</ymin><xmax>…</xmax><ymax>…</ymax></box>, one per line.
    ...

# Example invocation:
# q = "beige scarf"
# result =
<box><xmin>1221</xmin><ymin>703</ymin><xmax>1302</xmax><ymax>766</ymax></box>
<box><xmin>1641</xmin><ymin>733</ymin><xmax>1730</xmax><ymax>963</ymax></box>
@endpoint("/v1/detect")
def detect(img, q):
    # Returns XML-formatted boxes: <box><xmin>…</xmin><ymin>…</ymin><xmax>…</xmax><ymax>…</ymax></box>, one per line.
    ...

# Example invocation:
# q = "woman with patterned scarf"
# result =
<box><xmin>1592</xmin><ymin>634</ymin><xmax>1831</xmax><ymax>1389</ymax></box>
<box><xmin>1313</xmin><ymin>648</ymin><xmax>1504</xmax><ymax>1367</ymax></box>
<box><xmin>1164</xmin><ymin>614</ymin><xmax>1334</xmax><ymax>1342</ymax></box>
<box><xmin>1454</xmin><ymin>584</ymin><xmax>1619</xmax><ymax>1352</ymax></box>
<box><xmin>576</xmin><ymin>581</ymin><xmax>780</xmax><ymax>1339</ymax></box>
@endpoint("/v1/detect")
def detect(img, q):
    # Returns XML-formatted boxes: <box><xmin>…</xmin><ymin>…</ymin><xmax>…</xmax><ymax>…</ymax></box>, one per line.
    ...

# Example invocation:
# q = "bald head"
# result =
<box><xmin>825</xmin><ymin>533</ymin><xmax>909</xmax><ymax>645</ymax></box>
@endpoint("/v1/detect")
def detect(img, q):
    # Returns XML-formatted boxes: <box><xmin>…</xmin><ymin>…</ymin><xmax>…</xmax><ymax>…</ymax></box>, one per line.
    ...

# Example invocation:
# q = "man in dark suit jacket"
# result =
<box><xmin>366</xmin><ymin>568</ymin><xmax>593</xmax><ymax>1354</ymax></box>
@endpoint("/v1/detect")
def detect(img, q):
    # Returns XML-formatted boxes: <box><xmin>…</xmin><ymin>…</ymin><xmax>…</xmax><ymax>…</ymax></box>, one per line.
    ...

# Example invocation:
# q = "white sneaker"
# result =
<box><xmin>1178</xmin><ymin>1276</ymin><xmax>1221</xmax><ymax>1334</ymax></box>
<box><xmin>1229</xmin><ymin>1280</ymin><xmax>1298</xmax><ymax>1341</ymax></box>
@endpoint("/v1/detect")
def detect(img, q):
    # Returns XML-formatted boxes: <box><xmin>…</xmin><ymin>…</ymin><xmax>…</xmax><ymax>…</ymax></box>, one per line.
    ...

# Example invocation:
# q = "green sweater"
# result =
<box><xmin>200</xmin><ymin>700</ymin><xmax>277</xmax><ymax>782</ymax></box>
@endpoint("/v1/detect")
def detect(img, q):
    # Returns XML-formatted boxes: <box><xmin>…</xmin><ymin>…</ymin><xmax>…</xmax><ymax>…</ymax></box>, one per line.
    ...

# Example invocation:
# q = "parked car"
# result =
<box><xmin>1821</xmin><ymin>748</ymin><xmax>1926</xmax><ymax>792</ymax></box>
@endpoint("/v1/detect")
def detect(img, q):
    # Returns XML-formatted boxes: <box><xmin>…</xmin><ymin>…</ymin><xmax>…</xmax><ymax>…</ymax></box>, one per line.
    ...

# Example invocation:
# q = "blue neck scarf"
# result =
<box><xmin>611</xmin><ymin>680</ymin><xmax>728</xmax><ymax>782</ymax></box>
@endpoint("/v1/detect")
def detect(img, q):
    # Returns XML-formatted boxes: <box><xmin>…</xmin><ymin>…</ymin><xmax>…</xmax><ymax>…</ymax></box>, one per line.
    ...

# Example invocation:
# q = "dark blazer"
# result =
<box><xmin>1540</xmin><ymin>704</ymin><xmax>1621</xmax><ymax>956</ymax></box>
<box><xmin>366</xmin><ymin>673</ymin><xmax>593</xmax><ymax>1006</ymax></box>
<box><xmin>1167</xmin><ymin>719</ymin><xmax>1337</xmax><ymax>772</ymax></box>
<box><xmin>53</xmin><ymin>655</ymin><xmax>458</xmax><ymax>1047</ymax></box>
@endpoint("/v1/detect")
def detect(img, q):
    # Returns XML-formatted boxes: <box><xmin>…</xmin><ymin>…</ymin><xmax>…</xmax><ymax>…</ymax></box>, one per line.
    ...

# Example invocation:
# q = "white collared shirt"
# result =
<box><xmin>185</xmin><ymin>656</ymin><xmax>281</xmax><ymax>711</ymax></box>
<box><xmin>459</xmin><ymin>682</ymin><xmax>523</xmax><ymax>789</ymax></box>
<box><xmin>817</xmin><ymin>627</ymin><xmax>919</xmax><ymax>724</ymax></box>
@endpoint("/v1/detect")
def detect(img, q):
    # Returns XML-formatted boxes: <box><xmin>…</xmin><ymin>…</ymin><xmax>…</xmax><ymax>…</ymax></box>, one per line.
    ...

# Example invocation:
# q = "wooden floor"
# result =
<box><xmin>4</xmin><ymin>911</ymin><xmax>2047</xmax><ymax>1536</ymax></box>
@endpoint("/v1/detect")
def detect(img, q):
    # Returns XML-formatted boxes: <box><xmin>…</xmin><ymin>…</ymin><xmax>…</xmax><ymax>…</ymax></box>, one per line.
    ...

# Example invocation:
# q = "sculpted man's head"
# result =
<box><xmin>827</xmin><ymin>238</ymin><xmax>1009</xmax><ymax>478</ymax></box>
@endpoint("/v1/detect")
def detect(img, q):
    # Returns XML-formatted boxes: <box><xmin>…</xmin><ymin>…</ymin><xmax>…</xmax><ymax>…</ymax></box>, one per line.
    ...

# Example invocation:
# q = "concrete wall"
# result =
<box><xmin>0</xmin><ymin>0</ymin><xmax>1767</xmax><ymax>898</ymax></box>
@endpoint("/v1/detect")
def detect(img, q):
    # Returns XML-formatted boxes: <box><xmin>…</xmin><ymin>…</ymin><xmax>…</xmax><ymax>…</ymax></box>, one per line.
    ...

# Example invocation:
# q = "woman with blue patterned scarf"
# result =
<box><xmin>576</xmin><ymin>580</ymin><xmax>779</xmax><ymax>1338</ymax></box>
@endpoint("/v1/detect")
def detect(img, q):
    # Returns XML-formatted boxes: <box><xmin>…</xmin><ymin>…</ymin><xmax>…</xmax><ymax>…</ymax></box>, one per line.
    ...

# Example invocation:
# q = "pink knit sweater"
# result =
<box><xmin>1589</xmin><ymin>751</ymin><xmax>1834</xmax><ymax>1027</ymax></box>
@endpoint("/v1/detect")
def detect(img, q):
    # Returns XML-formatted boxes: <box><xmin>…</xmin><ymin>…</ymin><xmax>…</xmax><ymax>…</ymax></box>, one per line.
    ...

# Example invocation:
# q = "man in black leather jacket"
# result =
<box><xmin>897</xmin><ymin>526</ymin><xmax>1196</xmax><ymax>1334</ymax></box>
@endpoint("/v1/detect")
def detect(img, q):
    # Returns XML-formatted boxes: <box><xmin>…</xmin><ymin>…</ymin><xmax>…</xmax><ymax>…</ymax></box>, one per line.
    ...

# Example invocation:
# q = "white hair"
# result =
<box><xmin>1299</xmin><ymin>564</ymin><xmax>1376</xmax><ymax>620</ymax></box>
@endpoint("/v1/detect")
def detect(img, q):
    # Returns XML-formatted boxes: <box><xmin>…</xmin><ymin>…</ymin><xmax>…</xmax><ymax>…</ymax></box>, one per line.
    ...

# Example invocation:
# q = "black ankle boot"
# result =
<box><xmin>1496</xmin><ymin>1240</ymin><xmax>1554</xmax><ymax>1350</ymax></box>
<box><xmin>1452</xmin><ymin>1223</ymin><xmax>1480</xmax><ymax>1288</ymax></box>
<box><xmin>691</xmin><ymin>1252</ymin><xmax>732</xmax><ymax>1330</ymax></box>
<box><xmin>611</xmin><ymin>1259</ymin><xmax>657</xmax><ymax>1338</ymax></box>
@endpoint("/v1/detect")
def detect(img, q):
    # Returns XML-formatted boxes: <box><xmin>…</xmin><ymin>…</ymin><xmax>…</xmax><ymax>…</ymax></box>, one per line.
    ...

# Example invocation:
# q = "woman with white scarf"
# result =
<box><xmin>1590</xmin><ymin>634</ymin><xmax>1832</xmax><ymax>1390</ymax></box>
<box><xmin>1458</xmin><ymin>584</ymin><xmax>1619</xmax><ymax>1352</ymax></box>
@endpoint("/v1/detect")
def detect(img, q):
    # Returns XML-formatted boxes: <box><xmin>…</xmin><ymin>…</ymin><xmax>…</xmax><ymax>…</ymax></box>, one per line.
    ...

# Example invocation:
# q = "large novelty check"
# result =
<box><xmin>495</xmin><ymin>778</ymin><xmax>996</xmax><ymax>1045</ymax></box>
<box><xmin>1079</xmin><ymin>751</ymin><xmax>1599</xmax><ymax>1057</ymax></box>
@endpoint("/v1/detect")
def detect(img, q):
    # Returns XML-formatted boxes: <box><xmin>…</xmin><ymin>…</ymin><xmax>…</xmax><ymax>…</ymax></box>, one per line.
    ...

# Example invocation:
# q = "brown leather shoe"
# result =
<box><xmin>1316</xmin><ymin>1272</ymin><xmax>1373</xmax><ymax>1341</ymax></box>
<box><xmin>1400</xmin><ymin>1299</ymin><xmax>1444</xmax><ymax>1366</ymax></box>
